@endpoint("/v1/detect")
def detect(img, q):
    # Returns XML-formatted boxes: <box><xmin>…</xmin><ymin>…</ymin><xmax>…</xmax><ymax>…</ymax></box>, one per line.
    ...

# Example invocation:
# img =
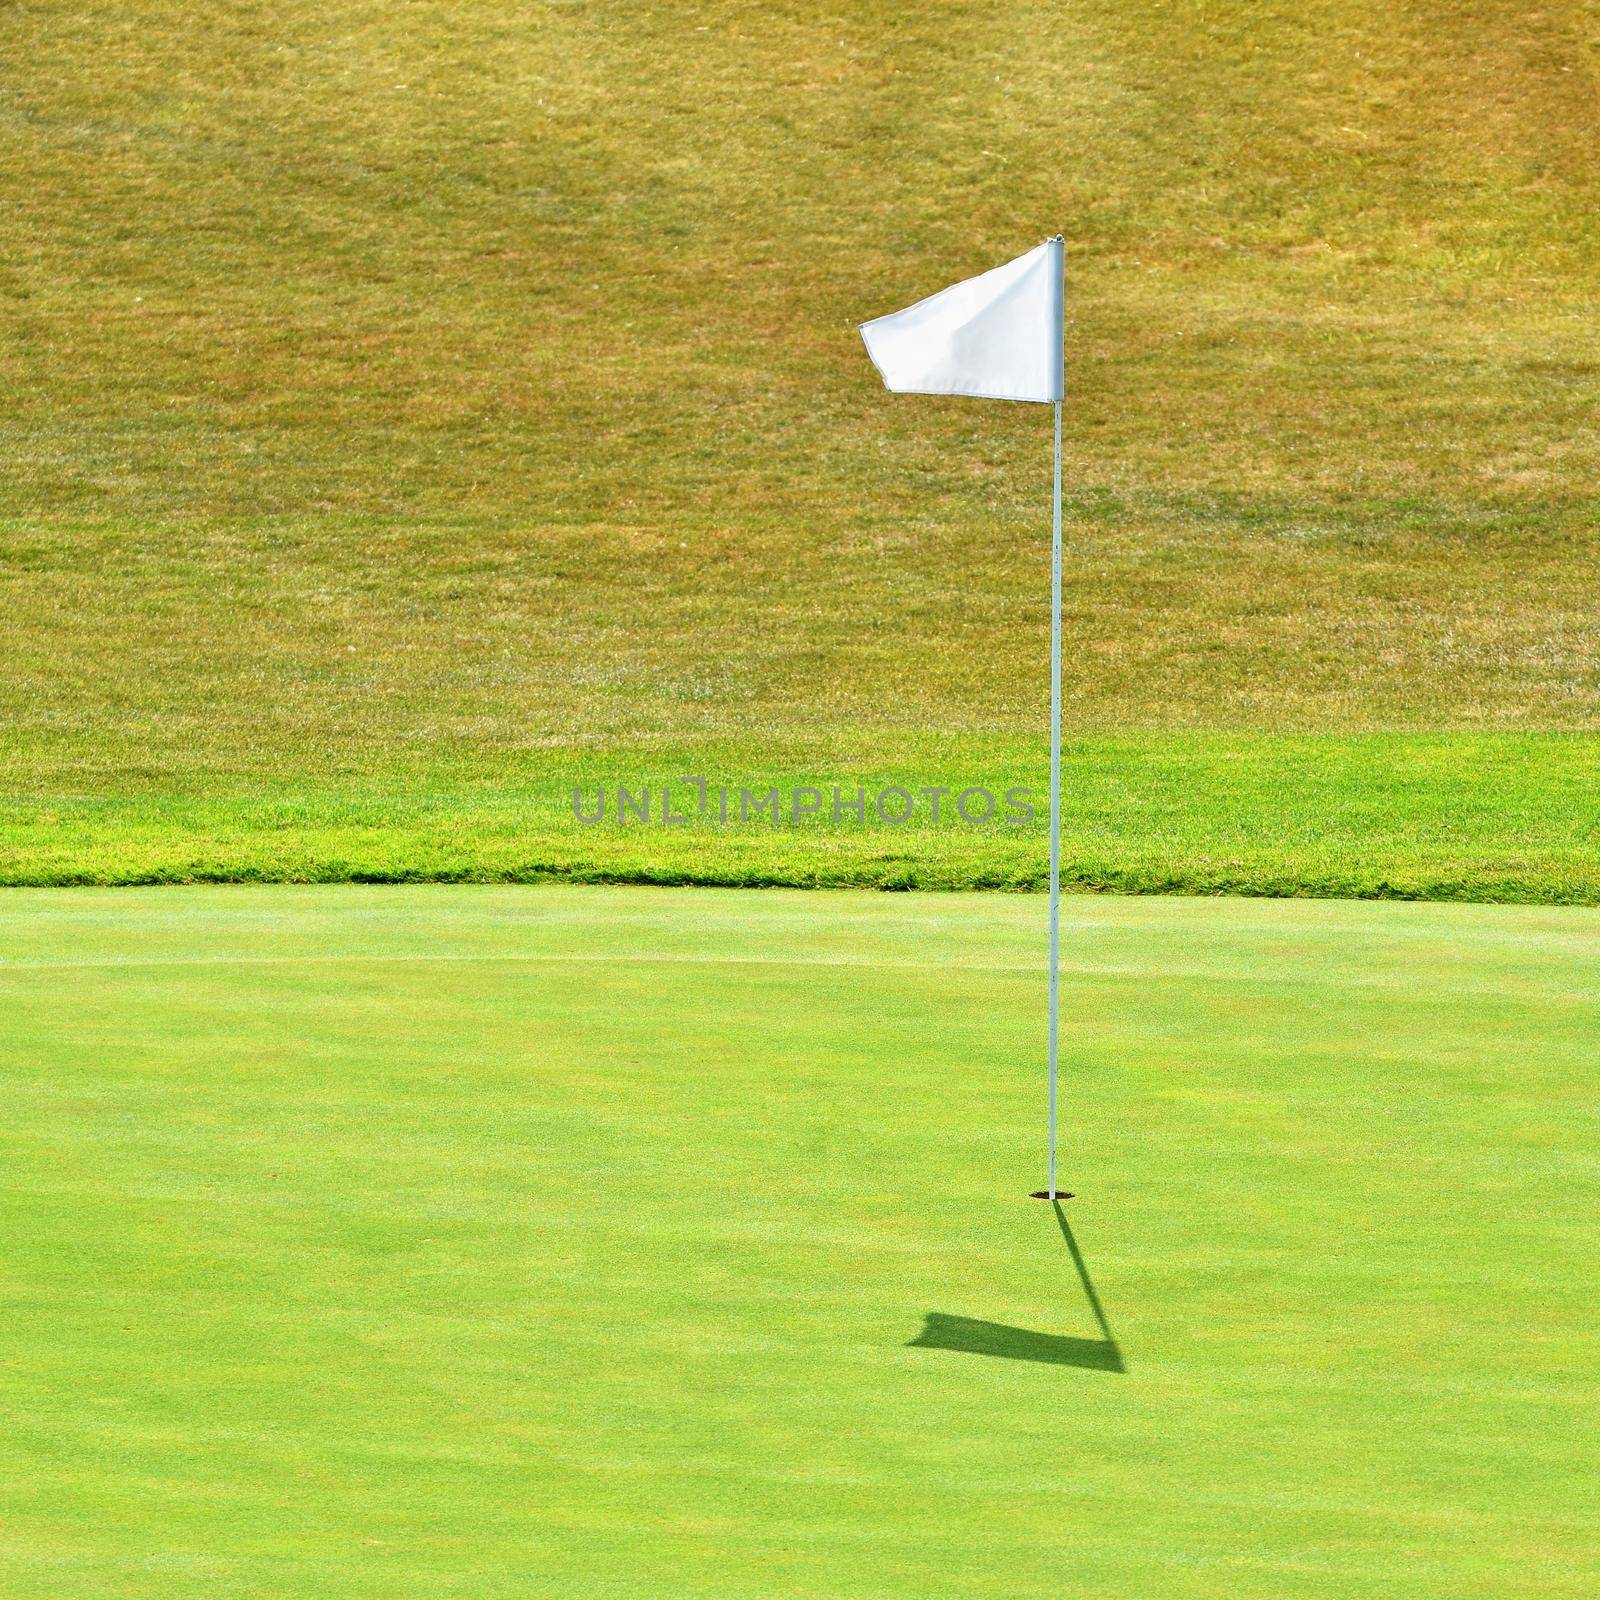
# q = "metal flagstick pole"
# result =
<box><xmin>1047</xmin><ymin>395</ymin><xmax>1062</xmax><ymax>1199</ymax></box>
<box><xmin>1044</xmin><ymin>235</ymin><xmax>1066</xmax><ymax>1202</ymax></box>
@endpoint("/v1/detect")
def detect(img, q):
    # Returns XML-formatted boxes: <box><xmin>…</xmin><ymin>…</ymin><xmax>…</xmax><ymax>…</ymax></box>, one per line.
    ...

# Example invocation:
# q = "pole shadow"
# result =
<box><xmin>908</xmin><ymin>1202</ymin><xmax>1125</xmax><ymax>1372</ymax></box>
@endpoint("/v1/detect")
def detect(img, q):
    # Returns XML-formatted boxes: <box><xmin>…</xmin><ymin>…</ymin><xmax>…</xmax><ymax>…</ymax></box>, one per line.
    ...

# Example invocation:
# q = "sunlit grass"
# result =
<box><xmin>3</xmin><ymin>885</ymin><xmax>1596</xmax><ymax>1597</ymax></box>
<box><xmin>2</xmin><ymin>0</ymin><xmax>1597</xmax><ymax>889</ymax></box>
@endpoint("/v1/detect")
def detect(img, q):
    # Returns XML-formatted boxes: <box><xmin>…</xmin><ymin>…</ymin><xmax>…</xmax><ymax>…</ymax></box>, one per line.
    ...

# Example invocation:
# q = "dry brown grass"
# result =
<box><xmin>2</xmin><ymin>0</ymin><xmax>1597</xmax><ymax>887</ymax></box>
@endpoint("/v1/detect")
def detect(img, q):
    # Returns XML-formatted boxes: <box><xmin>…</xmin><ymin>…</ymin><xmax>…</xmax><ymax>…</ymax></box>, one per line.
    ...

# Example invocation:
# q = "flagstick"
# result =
<box><xmin>1046</xmin><ymin>395</ymin><xmax>1063</xmax><ymax>1200</ymax></box>
<box><xmin>1032</xmin><ymin>236</ymin><xmax>1067</xmax><ymax>1204</ymax></box>
<box><xmin>854</xmin><ymin>231</ymin><xmax>1069</xmax><ymax>1201</ymax></box>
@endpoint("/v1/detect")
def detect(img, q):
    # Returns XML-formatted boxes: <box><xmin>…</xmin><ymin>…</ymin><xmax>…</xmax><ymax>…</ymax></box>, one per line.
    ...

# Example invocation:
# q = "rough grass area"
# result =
<box><xmin>3</xmin><ymin>1</ymin><xmax>1599</xmax><ymax>891</ymax></box>
<box><xmin>3</xmin><ymin>885</ymin><xmax>1597</xmax><ymax>1597</ymax></box>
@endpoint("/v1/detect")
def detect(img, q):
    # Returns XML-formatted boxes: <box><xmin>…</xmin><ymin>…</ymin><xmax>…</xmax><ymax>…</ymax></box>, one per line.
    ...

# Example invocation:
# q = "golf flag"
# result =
<box><xmin>859</xmin><ymin>237</ymin><xmax>1064</xmax><ymax>404</ymax></box>
<box><xmin>861</xmin><ymin>235</ymin><xmax>1071</xmax><ymax>1199</ymax></box>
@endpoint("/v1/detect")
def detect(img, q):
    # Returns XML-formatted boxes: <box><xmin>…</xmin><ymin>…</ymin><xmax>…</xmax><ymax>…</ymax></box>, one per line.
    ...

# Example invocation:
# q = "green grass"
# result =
<box><xmin>3</xmin><ymin>884</ymin><xmax>1597</xmax><ymax>1596</ymax></box>
<box><xmin>3</xmin><ymin>0</ymin><xmax>1599</xmax><ymax>893</ymax></box>
<box><xmin>4</xmin><ymin>732</ymin><xmax>1597</xmax><ymax>902</ymax></box>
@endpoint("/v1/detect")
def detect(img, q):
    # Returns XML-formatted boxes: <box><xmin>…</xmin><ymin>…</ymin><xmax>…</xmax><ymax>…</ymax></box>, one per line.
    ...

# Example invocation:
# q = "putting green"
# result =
<box><xmin>2</xmin><ymin>886</ymin><xmax>1596</xmax><ymax>1598</ymax></box>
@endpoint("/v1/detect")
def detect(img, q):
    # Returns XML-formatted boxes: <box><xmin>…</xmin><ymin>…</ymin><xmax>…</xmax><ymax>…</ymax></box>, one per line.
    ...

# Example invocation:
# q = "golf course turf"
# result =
<box><xmin>10</xmin><ymin>4</ymin><xmax>1599</xmax><ymax>1593</ymax></box>
<box><xmin>5</xmin><ymin>884</ymin><xmax>1595</xmax><ymax>1597</ymax></box>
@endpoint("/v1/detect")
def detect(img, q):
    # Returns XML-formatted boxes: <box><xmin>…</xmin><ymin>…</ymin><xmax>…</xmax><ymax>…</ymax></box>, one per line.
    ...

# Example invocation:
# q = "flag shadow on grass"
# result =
<box><xmin>909</xmin><ymin>1203</ymin><xmax>1126</xmax><ymax>1373</ymax></box>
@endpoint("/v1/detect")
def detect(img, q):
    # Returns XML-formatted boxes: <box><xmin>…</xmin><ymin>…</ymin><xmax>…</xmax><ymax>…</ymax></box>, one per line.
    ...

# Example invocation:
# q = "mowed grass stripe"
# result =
<box><xmin>0</xmin><ymin>949</ymin><xmax>1592</xmax><ymax>1008</ymax></box>
<box><xmin>4</xmin><ymin>732</ymin><xmax>1597</xmax><ymax>900</ymax></box>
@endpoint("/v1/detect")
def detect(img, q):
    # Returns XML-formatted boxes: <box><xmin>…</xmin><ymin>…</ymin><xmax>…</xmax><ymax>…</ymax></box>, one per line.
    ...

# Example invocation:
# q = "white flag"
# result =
<box><xmin>860</xmin><ymin>237</ymin><xmax>1063</xmax><ymax>405</ymax></box>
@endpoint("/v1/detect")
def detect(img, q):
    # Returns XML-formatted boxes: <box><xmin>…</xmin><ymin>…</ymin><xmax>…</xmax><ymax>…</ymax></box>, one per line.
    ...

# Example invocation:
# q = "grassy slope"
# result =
<box><xmin>3</xmin><ymin>885</ymin><xmax>1597</xmax><ymax>1596</ymax></box>
<box><xmin>3</xmin><ymin>0</ymin><xmax>1600</xmax><ymax>892</ymax></box>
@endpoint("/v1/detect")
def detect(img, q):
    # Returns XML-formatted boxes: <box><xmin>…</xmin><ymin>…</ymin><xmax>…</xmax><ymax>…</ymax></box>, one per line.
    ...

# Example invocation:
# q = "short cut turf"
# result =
<box><xmin>4</xmin><ymin>885</ymin><xmax>1596</xmax><ymax>1597</ymax></box>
